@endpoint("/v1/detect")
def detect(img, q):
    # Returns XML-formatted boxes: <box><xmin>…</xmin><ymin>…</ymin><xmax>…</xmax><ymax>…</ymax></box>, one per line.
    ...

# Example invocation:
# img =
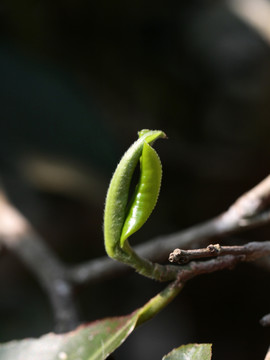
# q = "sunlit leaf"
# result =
<box><xmin>162</xmin><ymin>343</ymin><xmax>212</xmax><ymax>360</ymax></box>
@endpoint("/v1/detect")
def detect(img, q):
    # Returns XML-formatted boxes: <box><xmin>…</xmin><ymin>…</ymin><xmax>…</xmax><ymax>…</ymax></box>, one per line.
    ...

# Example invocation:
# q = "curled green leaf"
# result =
<box><xmin>104</xmin><ymin>129</ymin><xmax>166</xmax><ymax>260</ymax></box>
<box><xmin>120</xmin><ymin>141</ymin><xmax>162</xmax><ymax>246</ymax></box>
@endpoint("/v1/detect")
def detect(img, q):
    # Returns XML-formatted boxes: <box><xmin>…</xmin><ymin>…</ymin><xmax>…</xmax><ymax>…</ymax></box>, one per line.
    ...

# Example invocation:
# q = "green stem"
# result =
<box><xmin>136</xmin><ymin>280</ymin><xmax>183</xmax><ymax>327</ymax></box>
<box><xmin>122</xmin><ymin>241</ymin><xmax>179</xmax><ymax>282</ymax></box>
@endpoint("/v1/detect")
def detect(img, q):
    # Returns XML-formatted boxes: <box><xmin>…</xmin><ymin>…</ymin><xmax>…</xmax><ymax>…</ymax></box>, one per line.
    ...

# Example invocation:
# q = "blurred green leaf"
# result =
<box><xmin>162</xmin><ymin>344</ymin><xmax>212</xmax><ymax>360</ymax></box>
<box><xmin>0</xmin><ymin>313</ymin><xmax>138</xmax><ymax>360</ymax></box>
<box><xmin>0</xmin><ymin>282</ymin><xmax>181</xmax><ymax>360</ymax></box>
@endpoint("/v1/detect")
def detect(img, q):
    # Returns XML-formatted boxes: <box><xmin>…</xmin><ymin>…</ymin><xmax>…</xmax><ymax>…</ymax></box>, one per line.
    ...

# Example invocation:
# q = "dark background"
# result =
<box><xmin>1</xmin><ymin>1</ymin><xmax>270</xmax><ymax>359</ymax></box>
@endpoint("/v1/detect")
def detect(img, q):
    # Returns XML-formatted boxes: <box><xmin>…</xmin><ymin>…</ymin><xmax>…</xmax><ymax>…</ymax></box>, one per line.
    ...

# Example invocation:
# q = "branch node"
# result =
<box><xmin>207</xmin><ymin>244</ymin><xmax>221</xmax><ymax>253</ymax></box>
<box><xmin>168</xmin><ymin>249</ymin><xmax>187</xmax><ymax>264</ymax></box>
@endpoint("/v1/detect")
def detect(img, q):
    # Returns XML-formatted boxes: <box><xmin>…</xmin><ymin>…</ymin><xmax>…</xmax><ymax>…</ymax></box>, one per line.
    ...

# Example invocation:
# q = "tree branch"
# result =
<box><xmin>168</xmin><ymin>242</ymin><xmax>270</xmax><ymax>264</ymax></box>
<box><xmin>69</xmin><ymin>175</ymin><xmax>270</xmax><ymax>284</ymax></box>
<box><xmin>0</xmin><ymin>190</ymin><xmax>79</xmax><ymax>332</ymax></box>
<box><xmin>167</xmin><ymin>241</ymin><xmax>270</xmax><ymax>284</ymax></box>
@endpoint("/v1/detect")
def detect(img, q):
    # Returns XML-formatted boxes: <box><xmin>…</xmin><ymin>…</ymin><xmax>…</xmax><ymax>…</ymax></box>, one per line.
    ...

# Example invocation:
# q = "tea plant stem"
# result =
<box><xmin>69</xmin><ymin>175</ymin><xmax>270</xmax><ymax>284</ymax></box>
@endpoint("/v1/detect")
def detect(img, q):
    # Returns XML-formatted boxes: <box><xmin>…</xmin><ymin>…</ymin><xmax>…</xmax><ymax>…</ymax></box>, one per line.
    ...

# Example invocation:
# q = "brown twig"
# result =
<box><xmin>68</xmin><ymin>175</ymin><xmax>270</xmax><ymax>284</ymax></box>
<box><xmin>168</xmin><ymin>242</ymin><xmax>270</xmax><ymax>264</ymax></box>
<box><xmin>169</xmin><ymin>242</ymin><xmax>270</xmax><ymax>281</ymax></box>
<box><xmin>169</xmin><ymin>241</ymin><xmax>270</xmax><ymax>327</ymax></box>
<box><xmin>176</xmin><ymin>255</ymin><xmax>245</xmax><ymax>283</ymax></box>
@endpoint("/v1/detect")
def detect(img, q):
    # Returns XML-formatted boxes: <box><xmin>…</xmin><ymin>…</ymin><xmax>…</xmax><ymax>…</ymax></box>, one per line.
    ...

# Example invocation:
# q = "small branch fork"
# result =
<box><xmin>1</xmin><ymin>175</ymin><xmax>270</xmax><ymax>332</ymax></box>
<box><xmin>168</xmin><ymin>241</ymin><xmax>270</xmax><ymax>292</ymax></box>
<box><xmin>168</xmin><ymin>241</ymin><xmax>270</xmax><ymax>328</ymax></box>
<box><xmin>69</xmin><ymin>175</ymin><xmax>270</xmax><ymax>284</ymax></box>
